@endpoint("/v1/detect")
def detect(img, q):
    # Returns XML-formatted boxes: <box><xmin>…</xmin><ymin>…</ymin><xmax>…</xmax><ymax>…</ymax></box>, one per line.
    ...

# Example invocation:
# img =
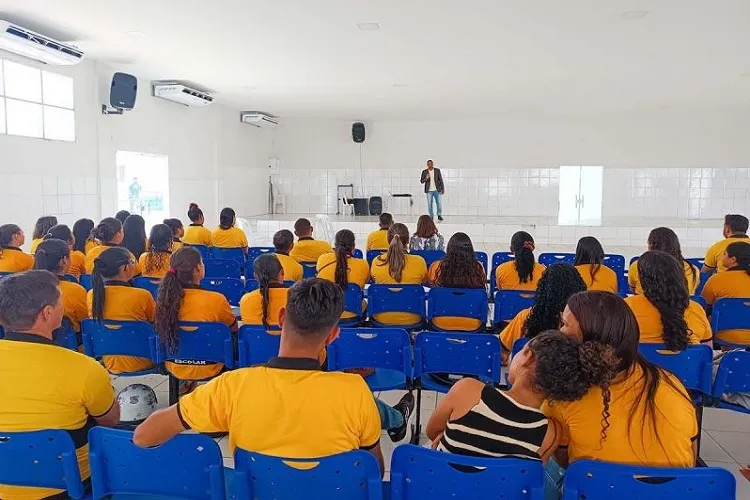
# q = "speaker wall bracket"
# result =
<box><xmin>101</xmin><ymin>104</ymin><xmax>125</xmax><ymax>116</ymax></box>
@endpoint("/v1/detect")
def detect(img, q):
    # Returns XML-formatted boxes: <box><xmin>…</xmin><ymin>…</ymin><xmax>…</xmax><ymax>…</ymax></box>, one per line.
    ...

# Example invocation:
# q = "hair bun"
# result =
<box><xmin>189</xmin><ymin>203</ymin><xmax>199</xmax><ymax>209</ymax></box>
<box><xmin>578</xmin><ymin>341</ymin><xmax>618</xmax><ymax>387</ymax></box>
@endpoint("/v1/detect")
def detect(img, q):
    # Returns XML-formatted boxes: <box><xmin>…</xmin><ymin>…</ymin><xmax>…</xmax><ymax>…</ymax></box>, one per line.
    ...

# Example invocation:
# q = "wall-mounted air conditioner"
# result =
<box><xmin>0</xmin><ymin>20</ymin><xmax>84</xmax><ymax>65</ymax></box>
<box><xmin>241</xmin><ymin>112</ymin><xmax>279</xmax><ymax>127</ymax></box>
<box><xmin>152</xmin><ymin>82</ymin><xmax>214</xmax><ymax>107</ymax></box>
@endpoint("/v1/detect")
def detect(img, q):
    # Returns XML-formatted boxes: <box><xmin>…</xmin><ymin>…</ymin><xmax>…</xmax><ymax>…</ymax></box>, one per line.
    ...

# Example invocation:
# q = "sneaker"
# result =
<box><xmin>437</xmin><ymin>215</ymin><xmax>444</xmax><ymax>222</ymax></box>
<box><xmin>387</xmin><ymin>392</ymin><xmax>415</xmax><ymax>443</ymax></box>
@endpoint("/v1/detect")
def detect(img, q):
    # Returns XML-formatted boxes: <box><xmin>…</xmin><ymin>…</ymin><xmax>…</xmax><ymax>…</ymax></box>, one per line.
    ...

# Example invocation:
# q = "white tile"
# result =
<box><xmin>57</xmin><ymin>177</ymin><xmax>72</xmax><ymax>195</ymax></box>
<box><xmin>58</xmin><ymin>195</ymin><xmax>73</xmax><ymax>215</ymax></box>
<box><xmin>709</xmin><ymin>431</ymin><xmax>750</xmax><ymax>464</ymax></box>
<box><xmin>43</xmin><ymin>195</ymin><xmax>59</xmax><ymax>215</ymax></box>
<box><xmin>699</xmin><ymin>433</ymin><xmax>735</xmax><ymax>463</ymax></box>
<box><xmin>43</xmin><ymin>176</ymin><xmax>58</xmax><ymax>196</ymax></box>
<box><xmin>702</xmin><ymin>407</ymin><xmax>750</xmax><ymax>433</ymax></box>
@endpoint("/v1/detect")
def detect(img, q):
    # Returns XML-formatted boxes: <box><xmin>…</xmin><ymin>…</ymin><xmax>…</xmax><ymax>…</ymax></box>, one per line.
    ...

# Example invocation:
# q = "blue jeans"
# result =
<box><xmin>375</xmin><ymin>397</ymin><xmax>404</xmax><ymax>430</ymax></box>
<box><xmin>544</xmin><ymin>458</ymin><xmax>565</xmax><ymax>500</ymax></box>
<box><xmin>426</xmin><ymin>191</ymin><xmax>442</xmax><ymax>218</ymax></box>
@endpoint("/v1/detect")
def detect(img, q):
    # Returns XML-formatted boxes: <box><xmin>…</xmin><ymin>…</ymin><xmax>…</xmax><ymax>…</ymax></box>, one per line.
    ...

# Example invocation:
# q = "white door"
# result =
<box><xmin>558</xmin><ymin>166</ymin><xmax>603</xmax><ymax>225</ymax></box>
<box><xmin>558</xmin><ymin>166</ymin><xmax>582</xmax><ymax>225</ymax></box>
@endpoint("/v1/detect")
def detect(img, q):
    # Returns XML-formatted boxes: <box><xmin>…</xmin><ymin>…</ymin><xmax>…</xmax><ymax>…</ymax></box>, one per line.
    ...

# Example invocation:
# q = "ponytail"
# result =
<box><xmin>253</xmin><ymin>254</ymin><xmax>283</xmax><ymax>329</ymax></box>
<box><xmin>91</xmin><ymin>247</ymin><xmax>136</xmax><ymax>322</ymax></box>
<box><xmin>510</xmin><ymin>231</ymin><xmax>536</xmax><ymax>283</ymax></box>
<box><xmin>378</xmin><ymin>223</ymin><xmax>409</xmax><ymax>282</ymax></box>
<box><xmin>33</xmin><ymin>239</ymin><xmax>70</xmax><ymax>275</ymax></box>
<box><xmin>333</xmin><ymin>229</ymin><xmax>355</xmax><ymax>288</ymax></box>
<box><xmin>91</xmin><ymin>259</ymin><xmax>107</xmax><ymax>321</ymax></box>
<box><xmin>155</xmin><ymin>247</ymin><xmax>202</xmax><ymax>352</ymax></box>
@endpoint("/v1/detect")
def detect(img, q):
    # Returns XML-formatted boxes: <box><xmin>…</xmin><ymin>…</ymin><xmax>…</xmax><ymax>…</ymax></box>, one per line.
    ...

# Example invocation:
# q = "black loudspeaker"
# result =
<box><xmin>110</xmin><ymin>72</ymin><xmax>138</xmax><ymax>110</ymax></box>
<box><xmin>352</xmin><ymin>122</ymin><xmax>365</xmax><ymax>143</ymax></box>
<box><xmin>353</xmin><ymin>198</ymin><xmax>369</xmax><ymax>216</ymax></box>
<box><xmin>369</xmin><ymin>196</ymin><xmax>382</xmax><ymax>216</ymax></box>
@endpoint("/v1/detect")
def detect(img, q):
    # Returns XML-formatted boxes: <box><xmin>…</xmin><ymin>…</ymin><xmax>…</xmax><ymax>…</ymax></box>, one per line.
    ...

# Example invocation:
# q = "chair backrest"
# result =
<box><xmin>493</xmin><ymin>290</ymin><xmax>536</xmax><ymax>324</ymax></box>
<box><xmin>53</xmin><ymin>319</ymin><xmax>79</xmax><ymax>351</ymax></box>
<box><xmin>562</xmin><ymin>460</ymin><xmax>735</xmax><ymax>500</ymax></box>
<box><xmin>211</xmin><ymin>247</ymin><xmax>245</xmax><ymax>265</ymax></box>
<box><xmin>233</xmin><ymin>448</ymin><xmax>382</xmax><ymax>500</ymax></box>
<box><xmin>638</xmin><ymin>344</ymin><xmax>713</xmax><ymax>395</ymax></box>
<box><xmin>190</xmin><ymin>244</ymin><xmax>213</xmax><ymax>261</ymax></box>
<box><xmin>61</xmin><ymin>274</ymin><xmax>78</xmax><ymax>283</ymax></box>
<box><xmin>247</xmin><ymin>246</ymin><xmax>275</xmax><ymax>264</ymax></box>
<box><xmin>474</xmin><ymin>251</ymin><xmax>489</xmax><ymax>276</ymax></box>
<box><xmin>352</xmin><ymin>249</ymin><xmax>363</xmax><ymax>259</ymax></box>
<box><xmin>0</xmin><ymin>430</ymin><xmax>85</xmax><ymax>498</ymax></box>
<box><xmin>133</xmin><ymin>276</ymin><xmax>161</xmax><ymax>299</ymax></box>
<box><xmin>538</xmin><ymin>252</ymin><xmax>576</xmax><ymax>266</ymax></box>
<box><xmin>489</xmin><ymin>252</ymin><xmax>515</xmax><ymax>298</ymax></box>
<box><xmin>88</xmin><ymin>428</ymin><xmax>225</xmax><ymax>500</ymax></box>
<box><xmin>691</xmin><ymin>295</ymin><xmax>707</xmax><ymax>310</ymax></box>
<box><xmin>157</xmin><ymin>322</ymin><xmax>235</xmax><ymax>369</ymax></box>
<box><xmin>237</xmin><ymin>325</ymin><xmax>281</xmax><ymax>367</ymax></box>
<box><xmin>327</xmin><ymin>328</ymin><xmax>412</xmax><ymax>377</ymax></box>
<box><xmin>414</xmin><ymin>331</ymin><xmax>501</xmax><ymax>384</ymax></box>
<box><xmin>603</xmin><ymin>254</ymin><xmax>626</xmax><ymax>274</ymax></box>
<box><xmin>686</xmin><ymin>257</ymin><xmax>705</xmax><ymax>269</ymax></box>
<box><xmin>203</xmin><ymin>258</ymin><xmax>241</xmax><ymax>279</ymax></box>
<box><xmin>342</xmin><ymin>283</ymin><xmax>365</xmax><ymax>319</ymax></box>
<box><xmin>301</xmin><ymin>261</ymin><xmax>317</xmax><ymax>278</ymax></box>
<box><xmin>427</xmin><ymin>287</ymin><xmax>488</xmax><ymax>331</ymax></box>
<box><xmin>368</xmin><ymin>284</ymin><xmax>426</xmax><ymax>323</ymax></box>
<box><xmin>366</xmin><ymin>249</ymin><xmax>386</xmax><ymax>263</ymax></box>
<box><xmin>710</xmin><ymin>298</ymin><xmax>750</xmax><ymax>332</ymax></box>
<box><xmin>696</xmin><ymin>272</ymin><xmax>711</xmax><ymax>295</ymax></box>
<box><xmin>711</xmin><ymin>350</ymin><xmax>750</xmax><ymax>398</ymax></box>
<box><xmin>82</xmin><ymin>319</ymin><xmax>158</xmax><ymax>361</ymax></box>
<box><xmin>200</xmin><ymin>278</ymin><xmax>245</xmax><ymax>306</ymax></box>
<box><xmin>389</xmin><ymin>444</ymin><xmax>544</xmax><ymax>500</ymax></box>
<box><xmin>411</xmin><ymin>250</ymin><xmax>445</xmax><ymax>268</ymax></box>
<box><xmin>511</xmin><ymin>337</ymin><xmax>530</xmax><ymax>359</ymax></box>
<box><xmin>79</xmin><ymin>273</ymin><xmax>92</xmax><ymax>291</ymax></box>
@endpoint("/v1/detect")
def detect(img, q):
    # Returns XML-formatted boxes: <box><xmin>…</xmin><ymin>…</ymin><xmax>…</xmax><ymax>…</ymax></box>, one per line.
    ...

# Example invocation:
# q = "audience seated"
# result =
<box><xmin>317</xmin><ymin>229</ymin><xmax>369</xmax><ymax>321</ymax></box>
<box><xmin>366</xmin><ymin>212</ymin><xmax>393</xmax><ymax>252</ymax></box>
<box><xmin>139</xmin><ymin>224</ymin><xmax>174</xmax><ymax>279</ymax></box>
<box><xmin>629</xmin><ymin>227</ymin><xmax>699</xmax><ymax>295</ymax></box>
<box><xmin>289</xmin><ymin>218</ymin><xmax>333</xmax><ymax>262</ymax></box>
<box><xmin>624</xmin><ymin>251</ymin><xmax>711</xmax><ymax>347</ymax></box>
<box><xmin>115</xmin><ymin>210</ymin><xmax>131</xmax><ymax>225</ymax></box>
<box><xmin>410</xmin><ymin>214</ymin><xmax>445</xmax><ymax>252</ymax></box>
<box><xmin>573</xmin><ymin>236</ymin><xmax>618</xmax><ymax>293</ymax></box>
<box><xmin>0</xmin><ymin>224</ymin><xmax>34</xmax><ymax>273</ymax></box>
<box><xmin>0</xmin><ymin>271</ymin><xmax>119</xmax><ymax>499</ymax></box>
<box><xmin>500</xmin><ymin>264</ymin><xmax>586</xmax><ymax>361</ymax></box>
<box><xmin>122</xmin><ymin>214</ymin><xmax>148</xmax><ymax>260</ymax></box>
<box><xmin>183</xmin><ymin>203</ymin><xmax>213</xmax><ymax>246</ymax></box>
<box><xmin>85</xmin><ymin>218</ymin><xmax>141</xmax><ymax>276</ymax></box>
<box><xmin>155</xmin><ymin>247</ymin><xmax>237</xmax><ymax>383</ymax></box>
<box><xmin>211</xmin><ymin>207</ymin><xmax>248</xmax><ymax>253</ymax></box>
<box><xmin>72</xmin><ymin>218</ymin><xmax>96</xmax><ymax>255</ymax></box>
<box><xmin>272</xmin><ymin>229</ymin><xmax>304</xmax><ymax>281</ymax></box>
<box><xmin>702</xmin><ymin>242</ymin><xmax>750</xmax><ymax>344</ymax></box>
<box><xmin>427</xmin><ymin>232</ymin><xmax>486</xmax><ymax>331</ymax></box>
<box><xmin>34</xmin><ymin>239</ymin><xmax>88</xmax><ymax>335</ymax></box>
<box><xmin>548</xmin><ymin>291</ymin><xmax>698</xmax><ymax>472</ymax></box>
<box><xmin>240</xmin><ymin>254</ymin><xmax>288</xmax><ymax>329</ymax></box>
<box><xmin>89</xmin><ymin>247</ymin><xmax>156</xmax><ymax>374</ymax></box>
<box><xmin>495</xmin><ymin>231</ymin><xmax>546</xmax><ymax>291</ymax></box>
<box><xmin>45</xmin><ymin>224</ymin><xmax>86</xmax><ymax>279</ymax></box>
<box><xmin>428</xmin><ymin>330</ymin><xmax>616</xmax><ymax>462</ymax></box>
<box><xmin>29</xmin><ymin>216</ymin><xmax>58</xmax><ymax>254</ymax></box>
<box><xmin>163</xmin><ymin>218</ymin><xmax>185</xmax><ymax>250</ymax></box>
<box><xmin>703</xmin><ymin>214</ymin><xmax>750</xmax><ymax>273</ymax></box>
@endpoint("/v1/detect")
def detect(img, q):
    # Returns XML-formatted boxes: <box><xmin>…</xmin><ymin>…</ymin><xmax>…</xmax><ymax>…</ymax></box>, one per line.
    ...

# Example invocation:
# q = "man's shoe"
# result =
<box><xmin>387</xmin><ymin>392</ymin><xmax>415</xmax><ymax>443</ymax></box>
<box><xmin>437</xmin><ymin>215</ymin><xmax>444</xmax><ymax>222</ymax></box>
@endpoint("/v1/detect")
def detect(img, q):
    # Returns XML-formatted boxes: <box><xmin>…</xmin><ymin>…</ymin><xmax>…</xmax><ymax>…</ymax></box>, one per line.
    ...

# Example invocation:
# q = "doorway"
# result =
<box><xmin>558</xmin><ymin>166</ymin><xmax>604</xmax><ymax>225</ymax></box>
<box><xmin>116</xmin><ymin>151</ymin><xmax>169</xmax><ymax>230</ymax></box>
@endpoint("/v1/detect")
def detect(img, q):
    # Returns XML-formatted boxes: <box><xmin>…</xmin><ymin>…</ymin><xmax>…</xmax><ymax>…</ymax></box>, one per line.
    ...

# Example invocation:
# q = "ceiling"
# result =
<box><xmin>1</xmin><ymin>0</ymin><xmax>749</xmax><ymax>119</ymax></box>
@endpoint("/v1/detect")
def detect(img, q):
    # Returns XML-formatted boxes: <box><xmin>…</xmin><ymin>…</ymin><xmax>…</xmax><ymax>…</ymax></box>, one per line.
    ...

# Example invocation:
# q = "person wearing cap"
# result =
<box><xmin>420</xmin><ymin>159</ymin><xmax>445</xmax><ymax>221</ymax></box>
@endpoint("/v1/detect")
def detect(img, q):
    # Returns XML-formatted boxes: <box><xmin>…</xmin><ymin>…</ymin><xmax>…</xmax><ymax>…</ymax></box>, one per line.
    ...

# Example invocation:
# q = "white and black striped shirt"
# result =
<box><xmin>438</xmin><ymin>385</ymin><xmax>548</xmax><ymax>460</ymax></box>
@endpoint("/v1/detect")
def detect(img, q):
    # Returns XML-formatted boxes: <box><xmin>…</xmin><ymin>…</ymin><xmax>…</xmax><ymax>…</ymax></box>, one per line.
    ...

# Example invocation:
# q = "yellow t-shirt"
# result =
<box><xmin>543</xmin><ymin>365</ymin><xmax>697</xmax><ymax>467</ymax></box>
<box><xmin>370</xmin><ymin>253</ymin><xmax>428</xmax><ymax>325</ymax></box>
<box><xmin>60</xmin><ymin>280</ymin><xmax>88</xmax><ymax>333</ymax></box>
<box><xmin>87</xmin><ymin>282</ymin><xmax>156</xmax><ymax>374</ymax></box>
<box><xmin>84</xmin><ymin>244</ymin><xmax>141</xmax><ymax>276</ymax></box>
<box><xmin>240</xmin><ymin>287</ymin><xmax>288</xmax><ymax>327</ymax></box>
<box><xmin>0</xmin><ymin>247</ymin><xmax>34</xmax><ymax>273</ymax></box>
<box><xmin>624</xmin><ymin>295</ymin><xmax>712</xmax><ymax>344</ymax></box>
<box><xmin>178</xmin><ymin>359</ymin><xmax>381</xmax><ymax>459</ymax></box>
<box><xmin>499</xmin><ymin>307</ymin><xmax>532</xmax><ymax>351</ymax></box>
<box><xmin>366</xmin><ymin>229</ymin><xmax>390</xmax><ymax>252</ymax></box>
<box><xmin>704</xmin><ymin>236</ymin><xmax>750</xmax><ymax>272</ymax></box>
<box><xmin>165</xmin><ymin>287</ymin><xmax>237</xmax><ymax>381</ymax></box>
<box><xmin>702</xmin><ymin>269</ymin><xmax>750</xmax><ymax>344</ymax></box>
<box><xmin>183</xmin><ymin>224</ymin><xmax>213</xmax><ymax>246</ymax></box>
<box><xmin>211</xmin><ymin>226</ymin><xmax>248</xmax><ymax>249</ymax></box>
<box><xmin>84</xmin><ymin>240</ymin><xmax>99</xmax><ymax>255</ymax></box>
<box><xmin>139</xmin><ymin>251</ymin><xmax>172</xmax><ymax>279</ymax></box>
<box><xmin>29</xmin><ymin>238</ymin><xmax>44</xmax><ymax>254</ymax></box>
<box><xmin>289</xmin><ymin>238</ymin><xmax>334</xmax><ymax>263</ymax></box>
<box><xmin>316</xmin><ymin>253</ymin><xmax>369</xmax><ymax>320</ymax></box>
<box><xmin>495</xmin><ymin>261</ymin><xmax>545</xmax><ymax>291</ymax></box>
<box><xmin>275</xmin><ymin>252</ymin><xmax>304</xmax><ymax>282</ymax></box>
<box><xmin>0</xmin><ymin>333</ymin><xmax>115</xmax><ymax>500</ymax></box>
<box><xmin>575</xmin><ymin>264</ymin><xmax>619</xmax><ymax>293</ymax></box>
<box><xmin>68</xmin><ymin>250</ymin><xmax>86</xmax><ymax>279</ymax></box>
<box><xmin>628</xmin><ymin>260</ymin><xmax>700</xmax><ymax>295</ymax></box>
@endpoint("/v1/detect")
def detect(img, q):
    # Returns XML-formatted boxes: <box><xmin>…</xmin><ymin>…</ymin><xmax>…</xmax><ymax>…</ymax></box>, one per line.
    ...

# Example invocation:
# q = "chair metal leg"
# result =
<box><xmin>410</xmin><ymin>388</ymin><xmax>422</xmax><ymax>445</ymax></box>
<box><xmin>168</xmin><ymin>374</ymin><xmax>180</xmax><ymax>406</ymax></box>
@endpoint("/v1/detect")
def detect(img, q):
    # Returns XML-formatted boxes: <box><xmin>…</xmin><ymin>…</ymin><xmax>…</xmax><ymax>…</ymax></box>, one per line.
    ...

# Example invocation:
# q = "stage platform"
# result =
<box><xmin>240</xmin><ymin>214</ymin><xmax>721</xmax><ymax>261</ymax></box>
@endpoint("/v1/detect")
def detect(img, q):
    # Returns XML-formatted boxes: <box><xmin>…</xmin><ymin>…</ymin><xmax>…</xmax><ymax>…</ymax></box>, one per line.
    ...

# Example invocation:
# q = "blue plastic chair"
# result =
<box><xmin>710</xmin><ymin>298</ymin><xmax>750</xmax><ymax>348</ymax></box>
<box><xmin>245</xmin><ymin>279</ymin><xmax>294</xmax><ymax>293</ymax></box>
<box><xmin>538</xmin><ymin>252</ymin><xmax>576</xmax><ymax>266</ymax></box>
<box><xmin>638</xmin><ymin>344</ymin><xmax>713</xmax><ymax>396</ymax></box>
<box><xmin>711</xmin><ymin>350</ymin><xmax>750</xmax><ymax>414</ymax></box>
<box><xmin>562</xmin><ymin>460</ymin><xmax>735</xmax><ymax>500</ymax></box>
<box><xmin>489</xmin><ymin>252</ymin><xmax>514</xmax><ymax>299</ymax></box>
<box><xmin>201</xmin><ymin>278</ymin><xmax>245</xmax><ymax>306</ymax></box>
<box><xmin>602</xmin><ymin>253</ymin><xmax>626</xmax><ymax>273</ymax></box>
<box><xmin>505</xmin><ymin>337</ymin><xmax>531</xmax><ymax>386</ymax></box>
<box><xmin>327</xmin><ymin>328</ymin><xmax>412</xmax><ymax>391</ymax></box>
<box><xmin>61</xmin><ymin>274</ymin><xmax>79</xmax><ymax>283</ymax></box>
<box><xmin>686</xmin><ymin>257</ymin><xmax>706</xmax><ymax>269</ymax></box>
<box><xmin>238</xmin><ymin>325</ymin><xmax>281</xmax><ymax>367</ymax></box>
<box><xmin>190</xmin><ymin>244</ymin><xmax>213</xmax><ymax>261</ymax></box>
<box><xmin>0</xmin><ymin>430</ymin><xmax>86</xmax><ymax>499</ymax></box>
<box><xmin>691</xmin><ymin>295</ymin><xmax>707</xmax><ymax>310</ymax></box>
<box><xmin>427</xmin><ymin>287</ymin><xmax>488</xmax><ymax>332</ymax></box>
<box><xmin>390</xmin><ymin>444</ymin><xmax>545</xmax><ymax>500</ymax></box>
<box><xmin>341</xmin><ymin>283</ymin><xmax>365</xmax><ymax>326</ymax></box>
<box><xmin>474</xmin><ymin>251</ymin><xmax>489</xmax><ymax>276</ymax></box>
<box><xmin>493</xmin><ymin>290</ymin><xmax>536</xmax><ymax>326</ymax></box>
<box><xmin>301</xmin><ymin>261</ymin><xmax>317</xmax><ymax>278</ymax></box>
<box><xmin>352</xmin><ymin>249</ymin><xmax>363</xmax><ymax>259</ymax></box>
<box><xmin>247</xmin><ymin>246</ymin><xmax>275</xmax><ymax>264</ymax></box>
<box><xmin>133</xmin><ymin>276</ymin><xmax>161</xmax><ymax>299</ymax></box>
<box><xmin>233</xmin><ymin>448</ymin><xmax>382</xmax><ymax>500</ymax></box>
<box><xmin>203</xmin><ymin>258</ymin><xmax>242</xmax><ymax>279</ymax></box>
<box><xmin>79</xmin><ymin>274</ymin><xmax>93</xmax><ymax>291</ymax></box>
<box><xmin>82</xmin><ymin>319</ymin><xmax>159</xmax><ymax>376</ymax></box>
<box><xmin>88</xmin><ymin>428</ymin><xmax>225</xmax><ymax>500</ymax></box>
<box><xmin>367</xmin><ymin>249</ymin><xmax>386</xmax><ymax>263</ymax></box>
<box><xmin>696</xmin><ymin>272</ymin><xmax>712</xmax><ymax>295</ymax></box>
<box><xmin>53</xmin><ymin>320</ymin><xmax>79</xmax><ymax>351</ymax></box>
<box><xmin>157</xmin><ymin>322</ymin><xmax>236</xmax><ymax>376</ymax></box>
<box><xmin>368</xmin><ymin>284</ymin><xmax>426</xmax><ymax>329</ymax></box>
<box><xmin>411</xmin><ymin>250</ymin><xmax>445</xmax><ymax>268</ymax></box>
<box><xmin>212</xmin><ymin>247</ymin><xmax>246</xmax><ymax>266</ymax></box>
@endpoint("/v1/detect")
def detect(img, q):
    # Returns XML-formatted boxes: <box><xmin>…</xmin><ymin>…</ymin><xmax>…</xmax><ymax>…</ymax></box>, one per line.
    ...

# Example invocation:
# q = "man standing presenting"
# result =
<box><xmin>420</xmin><ymin>159</ymin><xmax>444</xmax><ymax>221</ymax></box>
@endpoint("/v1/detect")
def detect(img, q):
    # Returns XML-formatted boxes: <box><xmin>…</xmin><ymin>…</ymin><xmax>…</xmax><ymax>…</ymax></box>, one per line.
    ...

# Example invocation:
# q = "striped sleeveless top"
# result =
<box><xmin>437</xmin><ymin>384</ymin><xmax>548</xmax><ymax>460</ymax></box>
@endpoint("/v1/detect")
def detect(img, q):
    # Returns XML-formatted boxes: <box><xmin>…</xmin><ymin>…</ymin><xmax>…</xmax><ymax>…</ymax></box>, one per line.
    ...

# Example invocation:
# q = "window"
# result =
<box><xmin>558</xmin><ymin>166</ymin><xmax>604</xmax><ymax>225</ymax></box>
<box><xmin>0</xmin><ymin>59</ymin><xmax>75</xmax><ymax>141</ymax></box>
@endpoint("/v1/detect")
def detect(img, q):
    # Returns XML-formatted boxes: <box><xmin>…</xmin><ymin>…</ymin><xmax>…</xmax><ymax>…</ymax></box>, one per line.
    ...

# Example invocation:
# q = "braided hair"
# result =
<box><xmin>144</xmin><ymin>224</ymin><xmax>173</xmax><ymax>276</ymax></box>
<box><xmin>333</xmin><ymin>229</ymin><xmax>355</xmax><ymax>288</ymax></box>
<box><xmin>253</xmin><ymin>254</ymin><xmax>284</xmax><ymax>328</ymax></box>
<box><xmin>523</xmin><ymin>264</ymin><xmax>587</xmax><ymax>339</ymax></box>
<box><xmin>155</xmin><ymin>247</ymin><xmax>202</xmax><ymax>352</ymax></box>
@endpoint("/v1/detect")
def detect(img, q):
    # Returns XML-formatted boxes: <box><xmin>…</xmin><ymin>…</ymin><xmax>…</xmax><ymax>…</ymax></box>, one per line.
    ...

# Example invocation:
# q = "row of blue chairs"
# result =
<box><xmin>1</xmin><ymin>427</ymin><xmax>736</xmax><ymax>499</ymax></box>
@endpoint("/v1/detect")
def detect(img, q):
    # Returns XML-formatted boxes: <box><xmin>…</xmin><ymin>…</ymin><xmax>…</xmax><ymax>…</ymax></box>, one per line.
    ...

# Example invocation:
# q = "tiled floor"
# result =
<box><xmin>112</xmin><ymin>379</ymin><xmax>750</xmax><ymax>497</ymax></box>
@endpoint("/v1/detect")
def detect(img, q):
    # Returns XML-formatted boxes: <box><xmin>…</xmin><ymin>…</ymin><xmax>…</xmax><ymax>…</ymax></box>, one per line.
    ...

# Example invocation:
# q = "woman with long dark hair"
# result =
<box><xmin>211</xmin><ymin>207</ymin><xmax>248</xmax><ymax>253</ymax></box>
<box><xmin>629</xmin><ymin>227</ymin><xmax>699</xmax><ymax>295</ymax></box>
<box><xmin>84</xmin><ymin>218</ymin><xmax>141</xmax><ymax>275</ymax></box>
<box><xmin>409</xmin><ymin>215</ymin><xmax>445</xmax><ymax>251</ymax></box>
<box><xmin>573</xmin><ymin>236</ymin><xmax>618</xmax><ymax>293</ymax></box>
<box><xmin>72</xmin><ymin>218</ymin><xmax>96</xmax><ymax>254</ymax></box>
<box><xmin>163</xmin><ymin>218</ymin><xmax>184</xmax><ymax>250</ymax></box>
<box><xmin>548</xmin><ymin>291</ymin><xmax>698</xmax><ymax>471</ymax></box>
<box><xmin>139</xmin><ymin>224</ymin><xmax>174</xmax><ymax>278</ymax></box>
<box><xmin>240</xmin><ymin>254</ymin><xmax>286</xmax><ymax>328</ymax></box>
<box><xmin>495</xmin><ymin>231</ymin><xmax>545</xmax><ymax>291</ymax></box>
<box><xmin>702</xmin><ymin>242</ymin><xmax>750</xmax><ymax>344</ymax></box>
<box><xmin>0</xmin><ymin>224</ymin><xmax>33</xmax><ymax>273</ymax></box>
<box><xmin>500</xmin><ymin>264</ymin><xmax>586</xmax><ymax>361</ymax></box>
<box><xmin>122</xmin><ymin>214</ymin><xmax>148</xmax><ymax>260</ymax></box>
<box><xmin>183</xmin><ymin>203</ymin><xmax>212</xmax><ymax>246</ymax></box>
<box><xmin>317</xmin><ymin>229</ymin><xmax>369</xmax><ymax>320</ymax></box>
<box><xmin>45</xmin><ymin>224</ymin><xmax>86</xmax><ymax>279</ymax></box>
<box><xmin>30</xmin><ymin>216</ymin><xmax>58</xmax><ymax>254</ymax></box>
<box><xmin>625</xmin><ymin>251</ymin><xmax>711</xmax><ymax>348</ymax></box>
